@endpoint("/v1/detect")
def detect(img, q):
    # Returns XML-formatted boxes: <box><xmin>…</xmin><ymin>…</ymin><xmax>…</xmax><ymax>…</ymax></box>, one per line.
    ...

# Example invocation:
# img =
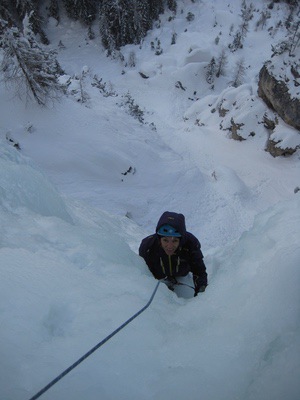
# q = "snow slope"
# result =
<box><xmin>0</xmin><ymin>1</ymin><xmax>299</xmax><ymax>399</ymax></box>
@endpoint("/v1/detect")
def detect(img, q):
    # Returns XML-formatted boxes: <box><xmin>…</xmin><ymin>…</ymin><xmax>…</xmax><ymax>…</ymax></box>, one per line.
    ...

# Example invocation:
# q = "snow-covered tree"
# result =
<box><xmin>0</xmin><ymin>0</ymin><xmax>49</xmax><ymax>44</ymax></box>
<box><xmin>99</xmin><ymin>0</ymin><xmax>120</xmax><ymax>53</ymax></box>
<box><xmin>118</xmin><ymin>0</ymin><xmax>133</xmax><ymax>46</ymax></box>
<box><xmin>255</xmin><ymin>9</ymin><xmax>271</xmax><ymax>31</ymax></box>
<box><xmin>0</xmin><ymin>1</ymin><xmax>14</xmax><ymax>25</ymax></box>
<box><xmin>167</xmin><ymin>0</ymin><xmax>177</xmax><ymax>13</ymax></box>
<box><xmin>230</xmin><ymin>58</ymin><xmax>246</xmax><ymax>88</ymax></box>
<box><xmin>127</xmin><ymin>51</ymin><xmax>136</xmax><ymax>67</ymax></box>
<box><xmin>271</xmin><ymin>3</ymin><xmax>300</xmax><ymax>57</ymax></box>
<box><xmin>240</xmin><ymin>0</ymin><xmax>254</xmax><ymax>23</ymax></box>
<box><xmin>99</xmin><ymin>0</ymin><xmax>167</xmax><ymax>53</ymax></box>
<box><xmin>216</xmin><ymin>48</ymin><xmax>228</xmax><ymax>78</ymax></box>
<box><xmin>132</xmin><ymin>0</ymin><xmax>152</xmax><ymax>44</ymax></box>
<box><xmin>286</xmin><ymin>4</ymin><xmax>300</xmax><ymax>56</ymax></box>
<box><xmin>289</xmin><ymin>20</ymin><xmax>300</xmax><ymax>56</ymax></box>
<box><xmin>171</xmin><ymin>31</ymin><xmax>177</xmax><ymax>45</ymax></box>
<box><xmin>14</xmin><ymin>0</ymin><xmax>37</xmax><ymax>19</ymax></box>
<box><xmin>0</xmin><ymin>20</ymin><xmax>63</xmax><ymax>105</ymax></box>
<box><xmin>28</xmin><ymin>9</ymin><xmax>49</xmax><ymax>44</ymax></box>
<box><xmin>228</xmin><ymin>1</ymin><xmax>253</xmax><ymax>53</ymax></box>
<box><xmin>229</xmin><ymin>30</ymin><xmax>243</xmax><ymax>52</ymax></box>
<box><xmin>48</xmin><ymin>0</ymin><xmax>60</xmax><ymax>23</ymax></box>
<box><xmin>206</xmin><ymin>57</ymin><xmax>216</xmax><ymax>84</ymax></box>
<box><xmin>149</xmin><ymin>0</ymin><xmax>164</xmax><ymax>21</ymax></box>
<box><xmin>62</xmin><ymin>0</ymin><xmax>97</xmax><ymax>25</ymax></box>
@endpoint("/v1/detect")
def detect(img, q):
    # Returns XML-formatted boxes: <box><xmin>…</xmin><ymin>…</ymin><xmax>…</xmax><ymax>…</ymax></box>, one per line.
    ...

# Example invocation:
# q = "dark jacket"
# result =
<box><xmin>139</xmin><ymin>211</ymin><xmax>207</xmax><ymax>287</ymax></box>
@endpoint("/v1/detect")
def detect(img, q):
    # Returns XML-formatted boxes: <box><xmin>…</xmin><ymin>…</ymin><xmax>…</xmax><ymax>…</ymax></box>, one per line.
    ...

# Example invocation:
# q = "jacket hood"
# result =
<box><xmin>156</xmin><ymin>211</ymin><xmax>187</xmax><ymax>239</ymax></box>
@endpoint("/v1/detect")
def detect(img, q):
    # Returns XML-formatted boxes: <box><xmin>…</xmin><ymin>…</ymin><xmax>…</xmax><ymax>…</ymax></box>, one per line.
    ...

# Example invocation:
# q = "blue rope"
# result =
<box><xmin>28</xmin><ymin>281</ymin><xmax>160</xmax><ymax>400</ymax></box>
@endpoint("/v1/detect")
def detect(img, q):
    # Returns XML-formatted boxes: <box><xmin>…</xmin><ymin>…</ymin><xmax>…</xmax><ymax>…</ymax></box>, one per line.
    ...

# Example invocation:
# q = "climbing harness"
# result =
<box><xmin>27</xmin><ymin>281</ymin><xmax>160</xmax><ymax>400</ymax></box>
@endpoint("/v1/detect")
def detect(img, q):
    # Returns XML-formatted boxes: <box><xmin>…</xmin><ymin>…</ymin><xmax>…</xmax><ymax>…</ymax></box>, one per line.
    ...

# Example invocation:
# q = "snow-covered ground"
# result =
<box><xmin>0</xmin><ymin>1</ymin><xmax>299</xmax><ymax>399</ymax></box>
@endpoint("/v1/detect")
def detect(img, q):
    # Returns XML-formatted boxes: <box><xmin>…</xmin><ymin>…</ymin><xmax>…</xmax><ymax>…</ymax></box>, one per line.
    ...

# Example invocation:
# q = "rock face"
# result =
<box><xmin>258</xmin><ymin>64</ymin><xmax>300</xmax><ymax>131</ymax></box>
<box><xmin>265</xmin><ymin>137</ymin><xmax>296</xmax><ymax>157</ymax></box>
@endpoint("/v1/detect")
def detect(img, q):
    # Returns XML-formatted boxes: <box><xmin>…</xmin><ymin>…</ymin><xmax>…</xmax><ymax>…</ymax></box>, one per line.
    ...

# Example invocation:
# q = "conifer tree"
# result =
<box><xmin>133</xmin><ymin>0</ymin><xmax>152</xmax><ymax>44</ymax></box>
<box><xmin>216</xmin><ymin>48</ymin><xmax>228</xmax><ymax>78</ymax></box>
<box><xmin>206</xmin><ymin>57</ymin><xmax>216</xmax><ymax>84</ymax></box>
<box><xmin>149</xmin><ymin>0</ymin><xmax>164</xmax><ymax>21</ymax></box>
<box><xmin>14</xmin><ymin>0</ymin><xmax>37</xmax><ymax>19</ymax></box>
<box><xmin>230</xmin><ymin>58</ymin><xmax>245</xmax><ymax>88</ymax></box>
<box><xmin>167</xmin><ymin>0</ymin><xmax>177</xmax><ymax>13</ymax></box>
<box><xmin>0</xmin><ymin>18</ymin><xmax>63</xmax><ymax>105</ymax></box>
<box><xmin>229</xmin><ymin>30</ymin><xmax>243</xmax><ymax>52</ymax></box>
<box><xmin>99</xmin><ymin>0</ymin><xmax>168</xmax><ymax>53</ymax></box>
<box><xmin>9</xmin><ymin>0</ymin><xmax>49</xmax><ymax>44</ymax></box>
<box><xmin>100</xmin><ymin>0</ymin><xmax>149</xmax><ymax>51</ymax></box>
<box><xmin>99</xmin><ymin>0</ymin><xmax>120</xmax><ymax>53</ymax></box>
<box><xmin>119</xmin><ymin>0</ymin><xmax>133</xmax><ymax>46</ymax></box>
<box><xmin>0</xmin><ymin>0</ymin><xmax>14</xmax><ymax>25</ymax></box>
<box><xmin>48</xmin><ymin>0</ymin><xmax>60</xmax><ymax>22</ymax></box>
<box><xmin>62</xmin><ymin>0</ymin><xmax>97</xmax><ymax>25</ymax></box>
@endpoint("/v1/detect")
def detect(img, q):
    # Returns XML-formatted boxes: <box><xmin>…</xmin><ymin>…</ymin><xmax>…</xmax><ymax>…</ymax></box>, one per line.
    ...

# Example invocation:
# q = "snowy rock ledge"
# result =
<box><xmin>258</xmin><ymin>61</ymin><xmax>300</xmax><ymax>132</ymax></box>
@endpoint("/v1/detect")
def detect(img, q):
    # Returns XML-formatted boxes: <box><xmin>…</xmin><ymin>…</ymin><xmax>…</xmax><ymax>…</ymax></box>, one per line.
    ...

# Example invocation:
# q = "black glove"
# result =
<box><xmin>193</xmin><ymin>275</ymin><xmax>206</xmax><ymax>297</ymax></box>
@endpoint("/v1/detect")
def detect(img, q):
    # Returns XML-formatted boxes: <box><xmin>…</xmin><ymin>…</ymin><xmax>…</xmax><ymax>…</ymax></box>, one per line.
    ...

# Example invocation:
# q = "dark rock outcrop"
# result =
<box><xmin>229</xmin><ymin>118</ymin><xmax>245</xmax><ymax>141</ymax></box>
<box><xmin>258</xmin><ymin>63</ymin><xmax>300</xmax><ymax>131</ymax></box>
<box><xmin>265</xmin><ymin>137</ymin><xmax>297</xmax><ymax>157</ymax></box>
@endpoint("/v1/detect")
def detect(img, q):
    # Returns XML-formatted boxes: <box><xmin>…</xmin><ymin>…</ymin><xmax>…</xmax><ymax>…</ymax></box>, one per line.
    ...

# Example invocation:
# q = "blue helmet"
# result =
<box><xmin>157</xmin><ymin>224</ymin><xmax>181</xmax><ymax>237</ymax></box>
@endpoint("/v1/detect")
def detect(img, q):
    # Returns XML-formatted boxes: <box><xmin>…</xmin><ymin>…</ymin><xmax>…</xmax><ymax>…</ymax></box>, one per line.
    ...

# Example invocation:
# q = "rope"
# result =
<box><xmin>28</xmin><ymin>281</ymin><xmax>160</xmax><ymax>400</ymax></box>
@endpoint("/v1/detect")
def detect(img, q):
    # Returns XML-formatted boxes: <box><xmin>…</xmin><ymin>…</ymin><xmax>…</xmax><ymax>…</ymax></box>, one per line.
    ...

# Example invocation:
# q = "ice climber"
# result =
<box><xmin>139</xmin><ymin>211</ymin><xmax>207</xmax><ymax>297</ymax></box>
